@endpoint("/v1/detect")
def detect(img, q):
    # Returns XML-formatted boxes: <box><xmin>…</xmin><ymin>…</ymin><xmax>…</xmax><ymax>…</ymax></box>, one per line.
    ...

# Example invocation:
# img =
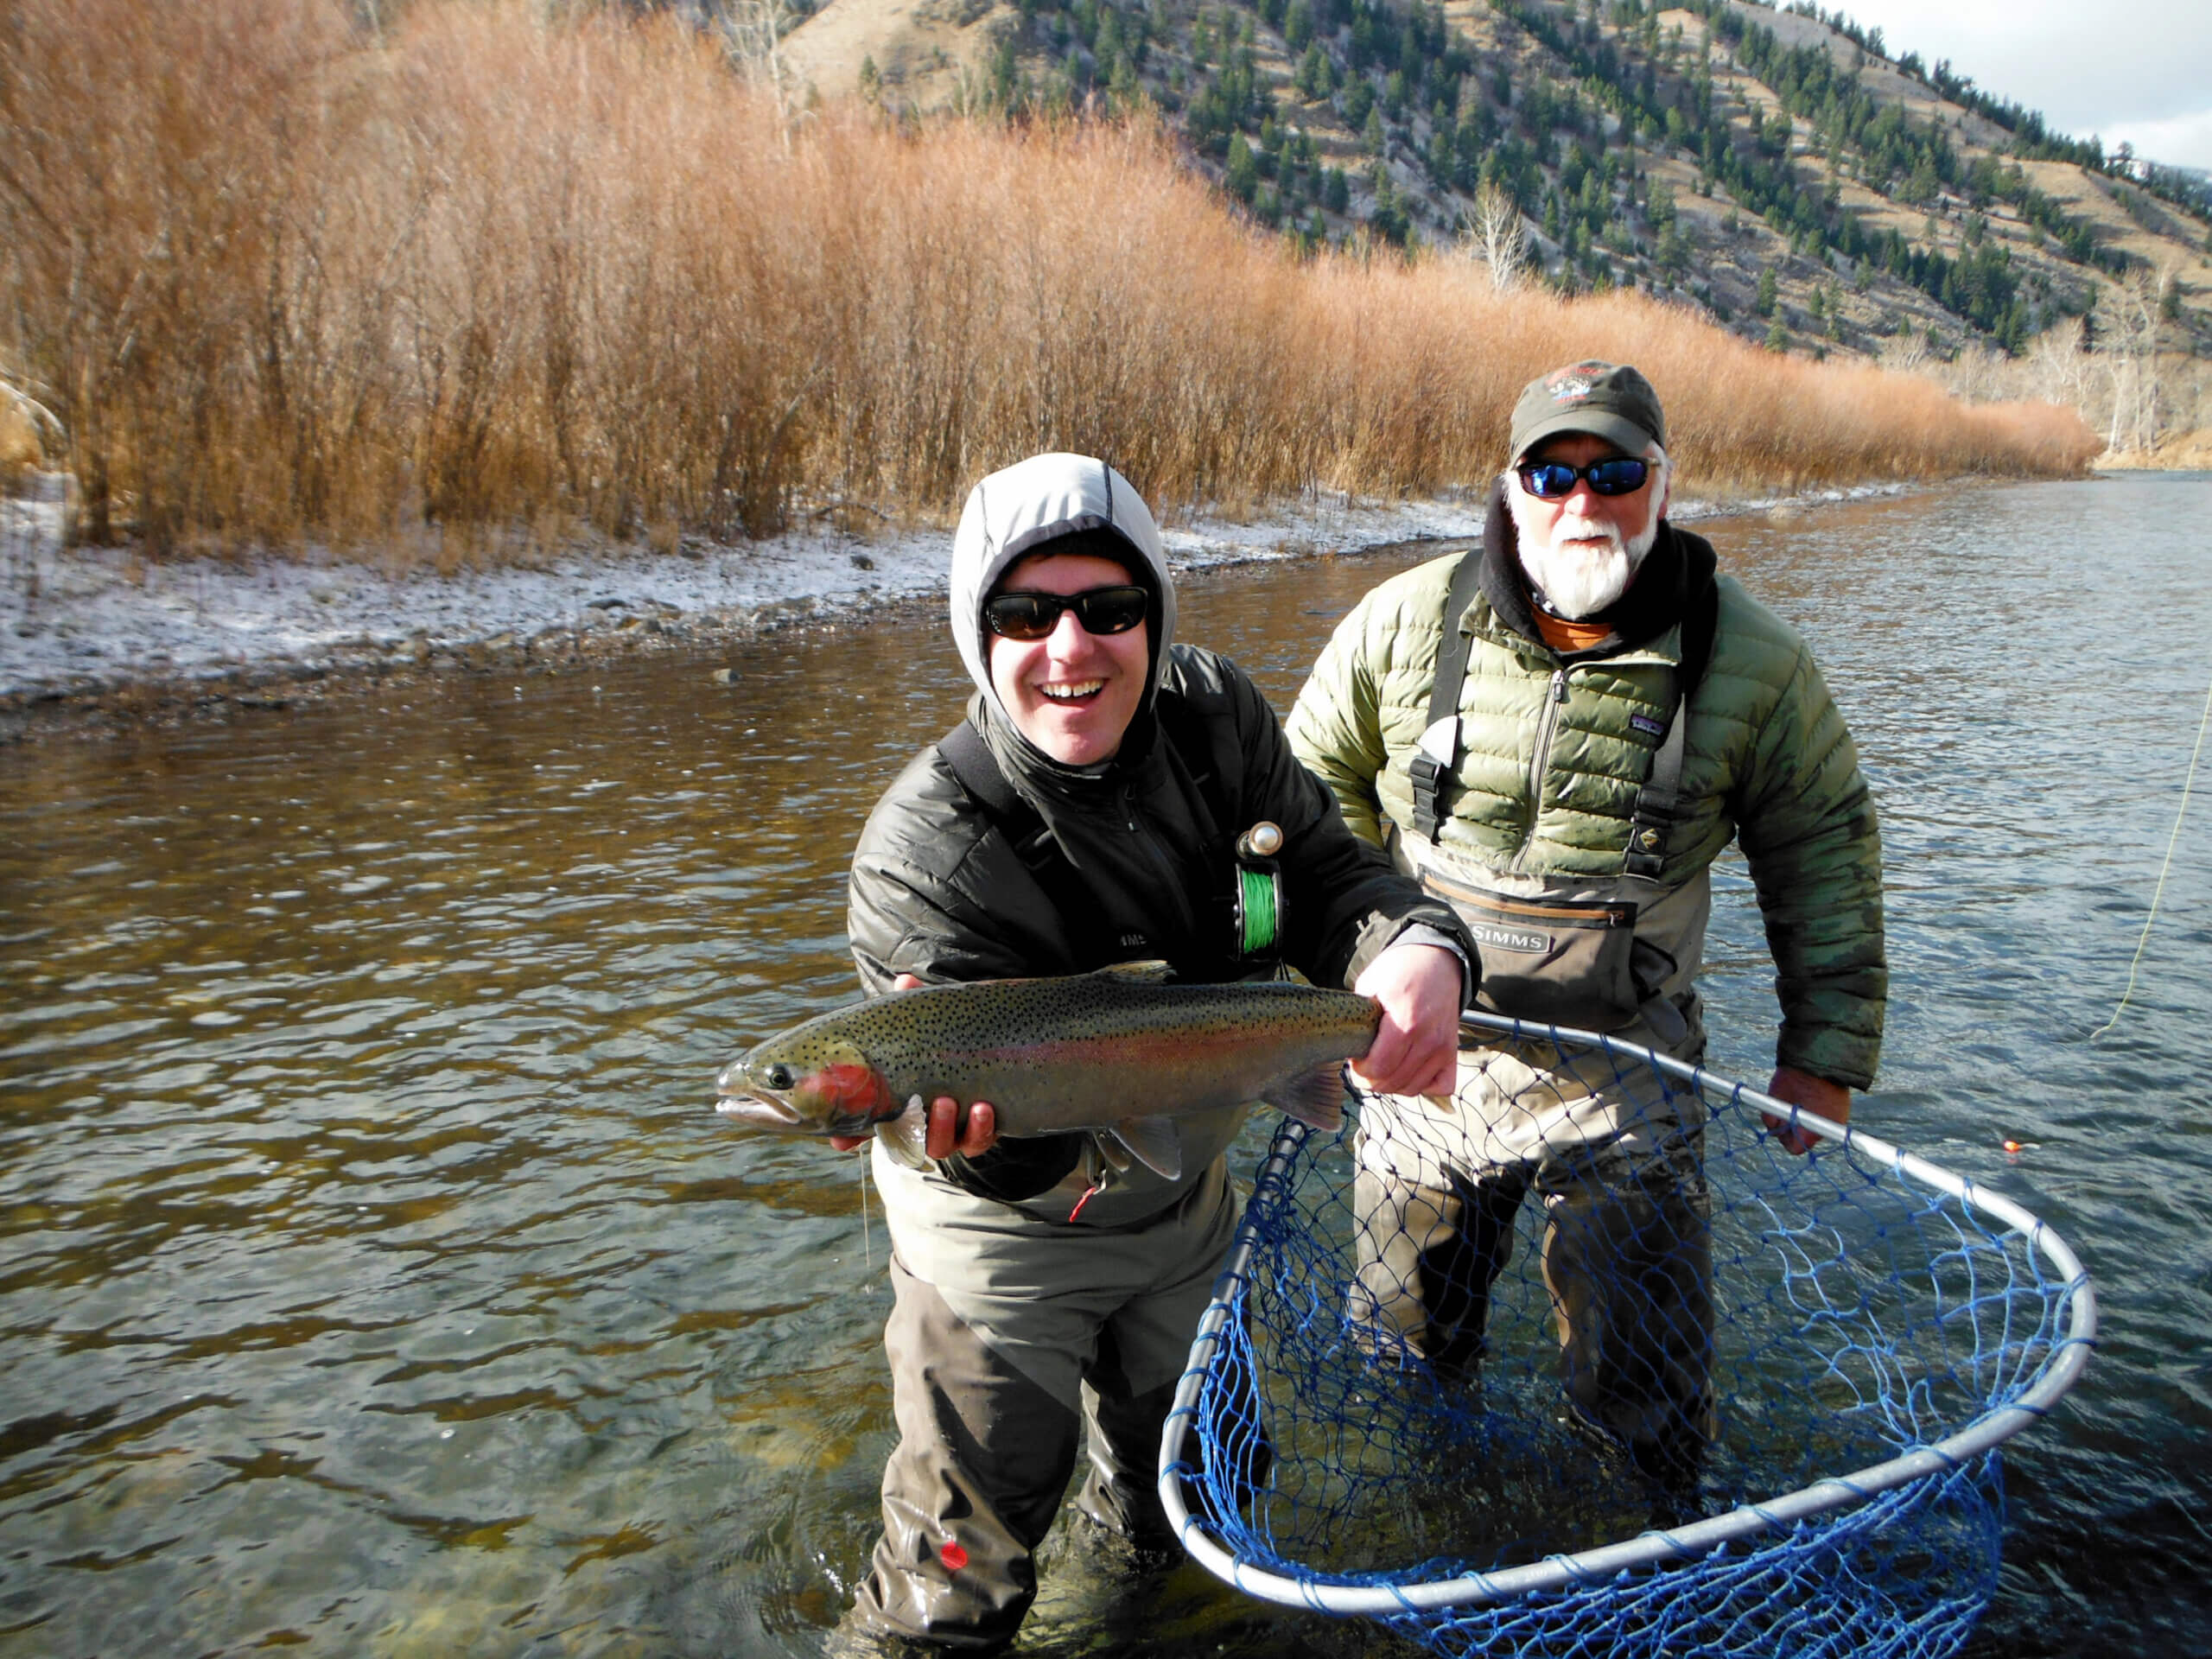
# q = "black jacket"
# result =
<box><xmin>848</xmin><ymin>643</ymin><xmax>1467</xmax><ymax>1200</ymax></box>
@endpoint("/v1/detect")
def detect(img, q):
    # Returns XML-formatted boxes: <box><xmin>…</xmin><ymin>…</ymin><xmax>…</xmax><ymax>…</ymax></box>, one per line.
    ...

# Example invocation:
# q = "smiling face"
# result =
<box><xmin>987</xmin><ymin>549</ymin><xmax>1150</xmax><ymax>766</ymax></box>
<box><xmin>1506</xmin><ymin>431</ymin><xmax>1672</xmax><ymax>619</ymax></box>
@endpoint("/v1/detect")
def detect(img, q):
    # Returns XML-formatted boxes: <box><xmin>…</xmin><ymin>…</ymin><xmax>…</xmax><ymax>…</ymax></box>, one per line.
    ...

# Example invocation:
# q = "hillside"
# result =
<box><xmin>0</xmin><ymin>0</ymin><xmax>2111</xmax><ymax>573</ymax></box>
<box><xmin>775</xmin><ymin>0</ymin><xmax>2212</xmax><ymax>379</ymax></box>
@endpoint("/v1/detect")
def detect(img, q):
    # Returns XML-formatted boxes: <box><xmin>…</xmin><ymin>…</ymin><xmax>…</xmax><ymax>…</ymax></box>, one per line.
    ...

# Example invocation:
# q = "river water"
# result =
<box><xmin>1</xmin><ymin>478</ymin><xmax>2207</xmax><ymax>1658</ymax></box>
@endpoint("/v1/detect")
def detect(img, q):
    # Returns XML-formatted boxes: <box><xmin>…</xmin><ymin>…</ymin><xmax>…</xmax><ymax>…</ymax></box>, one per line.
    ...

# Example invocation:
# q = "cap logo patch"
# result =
<box><xmin>1545</xmin><ymin>360</ymin><xmax>1611</xmax><ymax>403</ymax></box>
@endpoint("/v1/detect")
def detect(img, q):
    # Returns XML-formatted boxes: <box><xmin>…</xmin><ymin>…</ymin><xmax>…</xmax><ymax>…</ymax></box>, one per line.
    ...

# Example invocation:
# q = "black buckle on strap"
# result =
<box><xmin>1408</xmin><ymin>753</ymin><xmax>1445</xmax><ymax>840</ymax></box>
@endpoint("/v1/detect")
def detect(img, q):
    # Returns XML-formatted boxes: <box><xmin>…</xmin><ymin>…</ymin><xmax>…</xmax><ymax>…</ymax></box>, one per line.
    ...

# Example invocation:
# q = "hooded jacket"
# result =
<box><xmin>847</xmin><ymin>454</ymin><xmax>1467</xmax><ymax>1232</ymax></box>
<box><xmin>1286</xmin><ymin>484</ymin><xmax>1885</xmax><ymax>1090</ymax></box>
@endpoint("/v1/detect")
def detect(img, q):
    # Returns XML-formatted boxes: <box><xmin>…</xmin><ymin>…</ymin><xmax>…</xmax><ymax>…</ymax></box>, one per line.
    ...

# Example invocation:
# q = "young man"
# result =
<box><xmin>1285</xmin><ymin>361</ymin><xmax>1886</xmax><ymax>1503</ymax></box>
<box><xmin>833</xmin><ymin>452</ymin><xmax>1471</xmax><ymax>1654</ymax></box>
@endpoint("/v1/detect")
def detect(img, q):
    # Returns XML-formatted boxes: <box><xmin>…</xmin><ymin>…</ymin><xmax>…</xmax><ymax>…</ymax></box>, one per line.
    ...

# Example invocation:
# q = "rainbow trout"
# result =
<box><xmin>714</xmin><ymin>961</ymin><xmax>1380</xmax><ymax>1180</ymax></box>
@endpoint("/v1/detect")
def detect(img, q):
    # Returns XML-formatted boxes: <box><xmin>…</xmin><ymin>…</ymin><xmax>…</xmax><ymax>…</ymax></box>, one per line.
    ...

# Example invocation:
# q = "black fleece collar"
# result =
<box><xmin>1475</xmin><ymin>479</ymin><xmax>1718</xmax><ymax>661</ymax></box>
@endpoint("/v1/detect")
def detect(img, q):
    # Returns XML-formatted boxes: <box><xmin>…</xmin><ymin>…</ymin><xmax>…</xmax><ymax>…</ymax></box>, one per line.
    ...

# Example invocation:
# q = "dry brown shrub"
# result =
<box><xmin>0</xmin><ymin>0</ymin><xmax>2101</xmax><ymax>562</ymax></box>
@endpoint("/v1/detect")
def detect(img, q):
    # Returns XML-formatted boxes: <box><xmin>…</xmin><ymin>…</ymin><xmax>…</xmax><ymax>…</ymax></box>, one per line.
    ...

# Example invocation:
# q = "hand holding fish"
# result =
<box><xmin>827</xmin><ymin>975</ymin><xmax>1000</xmax><ymax>1156</ymax></box>
<box><xmin>1348</xmin><ymin>942</ymin><xmax>1466</xmax><ymax>1098</ymax></box>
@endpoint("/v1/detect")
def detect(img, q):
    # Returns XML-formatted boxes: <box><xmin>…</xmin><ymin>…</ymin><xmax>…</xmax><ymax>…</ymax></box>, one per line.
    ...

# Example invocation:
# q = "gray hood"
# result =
<box><xmin>949</xmin><ymin>453</ymin><xmax>1178</xmax><ymax>731</ymax></box>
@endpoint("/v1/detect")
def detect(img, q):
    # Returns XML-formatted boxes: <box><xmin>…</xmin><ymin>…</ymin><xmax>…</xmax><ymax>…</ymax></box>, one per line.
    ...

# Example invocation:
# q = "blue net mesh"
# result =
<box><xmin>1163</xmin><ymin>1018</ymin><xmax>2094</xmax><ymax>1659</ymax></box>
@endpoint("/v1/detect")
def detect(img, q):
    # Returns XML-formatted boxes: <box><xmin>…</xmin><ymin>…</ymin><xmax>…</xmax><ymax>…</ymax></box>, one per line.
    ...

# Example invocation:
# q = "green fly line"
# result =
<box><xmin>2091</xmin><ymin>668</ymin><xmax>2212</xmax><ymax>1041</ymax></box>
<box><xmin>1237</xmin><ymin>866</ymin><xmax>1280</xmax><ymax>957</ymax></box>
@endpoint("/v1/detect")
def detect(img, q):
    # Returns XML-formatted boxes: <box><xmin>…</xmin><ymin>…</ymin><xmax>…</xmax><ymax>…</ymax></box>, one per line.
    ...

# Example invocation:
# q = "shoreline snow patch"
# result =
<box><xmin>1</xmin><ymin>478</ymin><xmax>1912</xmax><ymax>704</ymax></box>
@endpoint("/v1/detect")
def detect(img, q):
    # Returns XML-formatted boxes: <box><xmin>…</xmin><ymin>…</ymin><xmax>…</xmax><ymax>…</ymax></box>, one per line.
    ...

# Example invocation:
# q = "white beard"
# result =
<box><xmin>1507</xmin><ymin>481</ymin><xmax>1661</xmax><ymax>620</ymax></box>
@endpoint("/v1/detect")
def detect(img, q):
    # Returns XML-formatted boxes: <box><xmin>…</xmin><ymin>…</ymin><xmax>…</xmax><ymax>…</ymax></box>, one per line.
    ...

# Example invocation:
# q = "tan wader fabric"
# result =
<box><xmin>1352</xmin><ymin>1027</ymin><xmax>1716</xmax><ymax>1490</ymax></box>
<box><xmin>849</xmin><ymin>1160</ymin><xmax>1236</xmax><ymax>1649</ymax></box>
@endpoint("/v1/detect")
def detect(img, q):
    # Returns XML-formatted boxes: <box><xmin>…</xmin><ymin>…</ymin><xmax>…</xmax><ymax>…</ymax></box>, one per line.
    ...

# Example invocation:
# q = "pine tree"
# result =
<box><xmin>1756</xmin><ymin>265</ymin><xmax>1779</xmax><ymax>318</ymax></box>
<box><xmin>1226</xmin><ymin>134</ymin><xmax>1259</xmax><ymax>203</ymax></box>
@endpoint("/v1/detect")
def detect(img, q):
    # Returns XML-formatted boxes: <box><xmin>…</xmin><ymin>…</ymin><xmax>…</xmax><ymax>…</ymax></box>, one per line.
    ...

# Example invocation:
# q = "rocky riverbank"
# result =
<box><xmin>0</xmin><ymin>474</ymin><xmax>1919</xmax><ymax>743</ymax></box>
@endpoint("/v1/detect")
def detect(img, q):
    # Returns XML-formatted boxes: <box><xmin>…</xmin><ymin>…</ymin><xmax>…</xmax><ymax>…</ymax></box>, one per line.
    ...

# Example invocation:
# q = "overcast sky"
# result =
<box><xmin>1805</xmin><ymin>0</ymin><xmax>2212</xmax><ymax>173</ymax></box>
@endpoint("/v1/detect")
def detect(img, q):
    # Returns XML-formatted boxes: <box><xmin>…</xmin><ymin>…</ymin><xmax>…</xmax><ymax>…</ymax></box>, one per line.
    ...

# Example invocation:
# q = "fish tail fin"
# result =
<box><xmin>1264</xmin><ymin>1060</ymin><xmax>1347</xmax><ymax>1134</ymax></box>
<box><xmin>874</xmin><ymin>1096</ymin><xmax>931</xmax><ymax>1169</ymax></box>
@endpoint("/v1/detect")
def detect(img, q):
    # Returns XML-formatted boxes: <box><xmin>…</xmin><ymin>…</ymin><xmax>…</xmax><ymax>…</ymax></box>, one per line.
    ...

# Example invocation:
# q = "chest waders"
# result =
<box><xmin>1402</xmin><ymin>550</ymin><xmax>1716</xmax><ymax>1033</ymax></box>
<box><xmin>1351</xmin><ymin>550</ymin><xmax>1723</xmax><ymax>1511</ymax></box>
<box><xmin>839</xmin><ymin>711</ymin><xmax>1281</xmax><ymax>1650</ymax></box>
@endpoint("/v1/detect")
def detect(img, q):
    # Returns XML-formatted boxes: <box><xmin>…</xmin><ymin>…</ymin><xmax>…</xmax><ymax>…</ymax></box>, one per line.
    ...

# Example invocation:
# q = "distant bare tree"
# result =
<box><xmin>1878</xmin><ymin>331</ymin><xmax>1929</xmax><ymax>374</ymax></box>
<box><xmin>2025</xmin><ymin>315</ymin><xmax>2089</xmax><ymax>410</ymax></box>
<box><xmin>1461</xmin><ymin>181</ymin><xmax>1527</xmax><ymax>291</ymax></box>
<box><xmin>2102</xmin><ymin>265</ymin><xmax>2174</xmax><ymax>455</ymax></box>
<box><xmin>718</xmin><ymin>0</ymin><xmax>806</xmax><ymax>137</ymax></box>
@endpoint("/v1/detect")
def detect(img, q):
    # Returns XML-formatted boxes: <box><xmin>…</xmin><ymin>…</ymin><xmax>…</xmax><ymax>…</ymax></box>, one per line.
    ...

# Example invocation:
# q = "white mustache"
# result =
<box><xmin>1548</xmin><ymin>513</ymin><xmax>1625</xmax><ymax>550</ymax></box>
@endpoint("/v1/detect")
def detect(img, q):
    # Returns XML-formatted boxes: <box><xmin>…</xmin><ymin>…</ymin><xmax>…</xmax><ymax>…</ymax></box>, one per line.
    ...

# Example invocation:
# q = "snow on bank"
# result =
<box><xmin>0</xmin><ymin>474</ymin><xmax>1907</xmax><ymax>702</ymax></box>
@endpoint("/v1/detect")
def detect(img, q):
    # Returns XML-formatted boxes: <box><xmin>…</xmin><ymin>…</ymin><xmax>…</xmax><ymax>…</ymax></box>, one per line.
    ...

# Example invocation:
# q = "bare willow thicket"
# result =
<box><xmin>0</xmin><ymin>0</ymin><xmax>2098</xmax><ymax>557</ymax></box>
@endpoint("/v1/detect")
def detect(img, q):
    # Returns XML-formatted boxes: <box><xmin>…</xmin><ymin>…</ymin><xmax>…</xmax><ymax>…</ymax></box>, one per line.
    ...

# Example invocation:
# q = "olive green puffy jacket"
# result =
<box><xmin>1286</xmin><ymin>530</ymin><xmax>1885</xmax><ymax>1090</ymax></box>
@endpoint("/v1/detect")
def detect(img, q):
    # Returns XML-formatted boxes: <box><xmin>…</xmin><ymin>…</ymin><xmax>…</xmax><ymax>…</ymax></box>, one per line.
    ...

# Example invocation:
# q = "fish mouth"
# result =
<box><xmin>715</xmin><ymin>1092</ymin><xmax>805</xmax><ymax>1128</ymax></box>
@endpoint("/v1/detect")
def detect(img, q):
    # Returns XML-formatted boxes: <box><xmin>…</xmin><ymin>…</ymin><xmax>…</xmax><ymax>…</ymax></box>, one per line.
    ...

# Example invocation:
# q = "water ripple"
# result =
<box><xmin>1</xmin><ymin>480</ymin><xmax>2207</xmax><ymax>1656</ymax></box>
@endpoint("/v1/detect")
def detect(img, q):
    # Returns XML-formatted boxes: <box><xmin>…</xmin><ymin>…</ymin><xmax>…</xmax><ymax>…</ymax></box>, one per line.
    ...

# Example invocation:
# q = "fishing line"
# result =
<box><xmin>858</xmin><ymin>1152</ymin><xmax>874</xmax><ymax>1274</ymax></box>
<box><xmin>2091</xmin><ymin>667</ymin><xmax>2212</xmax><ymax>1040</ymax></box>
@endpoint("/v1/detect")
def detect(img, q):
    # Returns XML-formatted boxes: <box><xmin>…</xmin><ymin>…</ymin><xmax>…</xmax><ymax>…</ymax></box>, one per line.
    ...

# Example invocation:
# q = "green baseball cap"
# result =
<box><xmin>1510</xmin><ymin>360</ymin><xmax>1666</xmax><ymax>461</ymax></box>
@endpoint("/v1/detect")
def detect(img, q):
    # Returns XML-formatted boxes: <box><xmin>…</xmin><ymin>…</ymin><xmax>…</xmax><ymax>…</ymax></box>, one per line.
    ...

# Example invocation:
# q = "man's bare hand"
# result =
<box><xmin>828</xmin><ymin>974</ymin><xmax>1000</xmax><ymax>1158</ymax></box>
<box><xmin>1763</xmin><ymin>1065</ymin><xmax>1851</xmax><ymax>1155</ymax></box>
<box><xmin>1349</xmin><ymin>943</ymin><xmax>1466</xmax><ymax>1098</ymax></box>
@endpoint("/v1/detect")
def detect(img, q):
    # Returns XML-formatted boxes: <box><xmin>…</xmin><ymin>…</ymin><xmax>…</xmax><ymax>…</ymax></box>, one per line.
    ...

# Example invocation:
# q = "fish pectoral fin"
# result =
<box><xmin>1093</xmin><ymin>1132</ymin><xmax>1135</xmax><ymax>1175</ymax></box>
<box><xmin>1262</xmin><ymin>1060</ymin><xmax>1349</xmax><ymax>1134</ymax></box>
<box><xmin>874</xmin><ymin>1096</ymin><xmax>931</xmax><ymax>1169</ymax></box>
<box><xmin>1107</xmin><ymin>1116</ymin><xmax>1183</xmax><ymax>1181</ymax></box>
<box><xmin>1093</xmin><ymin>958</ymin><xmax>1176</xmax><ymax>984</ymax></box>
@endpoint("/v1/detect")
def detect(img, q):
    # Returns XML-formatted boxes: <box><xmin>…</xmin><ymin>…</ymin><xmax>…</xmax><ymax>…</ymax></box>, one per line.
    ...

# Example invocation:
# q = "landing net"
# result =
<box><xmin>1159</xmin><ymin>1014</ymin><xmax>2095</xmax><ymax>1659</ymax></box>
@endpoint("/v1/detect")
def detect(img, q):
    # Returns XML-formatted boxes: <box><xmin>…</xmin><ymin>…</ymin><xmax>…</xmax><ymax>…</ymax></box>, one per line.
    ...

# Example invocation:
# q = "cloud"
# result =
<box><xmin>1823</xmin><ymin>1</ymin><xmax>2212</xmax><ymax>158</ymax></box>
<box><xmin>2100</xmin><ymin>108</ymin><xmax>2212</xmax><ymax>175</ymax></box>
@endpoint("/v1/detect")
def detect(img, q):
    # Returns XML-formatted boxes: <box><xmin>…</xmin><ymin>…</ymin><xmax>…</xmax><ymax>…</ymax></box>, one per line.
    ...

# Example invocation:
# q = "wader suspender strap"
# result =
<box><xmin>1408</xmin><ymin>551</ymin><xmax>1721</xmax><ymax>877</ymax></box>
<box><xmin>1408</xmin><ymin>552</ymin><xmax>1490</xmax><ymax>840</ymax></box>
<box><xmin>1623</xmin><ymin>578</ymin><xmax>1718</xmax><ymax>878</ymax></box>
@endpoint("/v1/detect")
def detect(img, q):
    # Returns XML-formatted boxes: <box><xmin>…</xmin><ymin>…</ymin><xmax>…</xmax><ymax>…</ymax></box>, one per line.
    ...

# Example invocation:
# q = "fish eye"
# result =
<box><xmin>764</xmin><ymin>1064</ymin><xmax>795</xmax><ymax>1090</ymax></box>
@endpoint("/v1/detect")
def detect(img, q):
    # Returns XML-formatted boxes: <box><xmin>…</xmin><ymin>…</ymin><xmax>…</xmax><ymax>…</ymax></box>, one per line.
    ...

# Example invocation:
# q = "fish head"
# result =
<box><xmin>715</xmin><ymin>1034</ymin><xmax>899</xmax><ymax>1139</ymax></box>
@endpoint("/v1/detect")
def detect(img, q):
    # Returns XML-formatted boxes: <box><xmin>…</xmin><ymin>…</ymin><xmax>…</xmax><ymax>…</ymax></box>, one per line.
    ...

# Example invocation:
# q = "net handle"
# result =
<box><xmin>1156</xmin><ymin>1013</ymin><xmax>2101</xmax><ymax>1616</ymax></box>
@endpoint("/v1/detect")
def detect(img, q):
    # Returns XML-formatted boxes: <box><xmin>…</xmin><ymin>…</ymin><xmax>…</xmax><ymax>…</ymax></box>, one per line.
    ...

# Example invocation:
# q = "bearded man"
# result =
<box><xmin>1285</xmin><ymin>361</ymin><xmax>1885</xmax><ymax>1508</ymax></box>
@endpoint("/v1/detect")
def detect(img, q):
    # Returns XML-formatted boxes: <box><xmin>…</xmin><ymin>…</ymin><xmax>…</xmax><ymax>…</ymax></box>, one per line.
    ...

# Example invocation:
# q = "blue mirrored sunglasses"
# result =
<box><xmin>1516</xmin><ymin>456</ymin><xmax>1651</xmax><ymax>499</ymax></box>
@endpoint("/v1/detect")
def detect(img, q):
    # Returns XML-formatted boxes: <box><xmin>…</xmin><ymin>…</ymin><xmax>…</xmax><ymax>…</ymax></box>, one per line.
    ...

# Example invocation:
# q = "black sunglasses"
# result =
<box><xmin>1516</xmin><ymin>456</ymin><xmax>1651</xmax><ymax>499</ymax></box>
<box><xmin>983</xmin><ymin>585</ymin><xmax>1148</xmax><ymax>641</ymax></box>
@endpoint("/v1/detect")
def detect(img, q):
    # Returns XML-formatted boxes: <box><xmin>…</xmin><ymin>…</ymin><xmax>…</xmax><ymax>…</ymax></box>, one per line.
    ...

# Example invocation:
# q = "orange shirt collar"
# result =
<box><xmin>1528</xmin><ymin>608</ymin><xmax>1617</xmax><ymax>654</ymax></box>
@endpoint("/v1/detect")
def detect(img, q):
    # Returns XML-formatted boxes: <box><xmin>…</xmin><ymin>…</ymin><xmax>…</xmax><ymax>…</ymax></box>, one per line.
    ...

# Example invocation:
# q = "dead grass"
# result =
<box><xmin>0</xmin><ymin>0</ymin><xmax>2100</xmax><ymax>561</ymax></box>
